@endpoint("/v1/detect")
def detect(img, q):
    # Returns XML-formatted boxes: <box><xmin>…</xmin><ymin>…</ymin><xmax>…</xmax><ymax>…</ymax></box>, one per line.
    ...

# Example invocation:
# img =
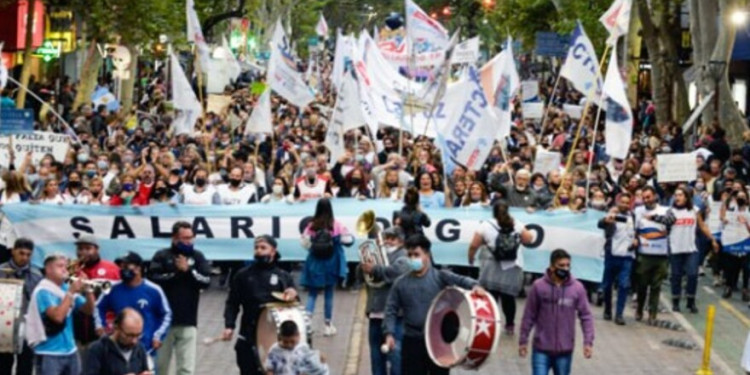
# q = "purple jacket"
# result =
<box><xmin>519</xmin><ymin>271</ymin><xmax>595</xmax><ymax>354</ymax></box>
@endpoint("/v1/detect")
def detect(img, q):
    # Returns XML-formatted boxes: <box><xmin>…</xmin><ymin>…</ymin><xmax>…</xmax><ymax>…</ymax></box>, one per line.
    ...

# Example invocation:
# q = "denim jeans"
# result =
<box><xmin>670</xmin><ymin>252</ymin><xmax>700</xmax><ymax>298</ymax></box>
<box><xmin>532</xmin><ymin>350</ymin><xmax>572</xmax><ymax>375</ymax></box>
<box><xmin>369</xmin><ymin>318</ymin><xmax>402</xmax><ymax>375</ymax></box>
<box><xmin>601</xmin><ymin>254</ymin><xmax>633</xmax><ymax>317</ymax></box>
<box><xmin>34</xmin><ymin>353</ymin><xmax>80</xmax><ymax>375</ymax></box>
<box><xmin>306</xmin><ymin>285</ymin><xmax>335</xmax><ymax>322</ymax></box>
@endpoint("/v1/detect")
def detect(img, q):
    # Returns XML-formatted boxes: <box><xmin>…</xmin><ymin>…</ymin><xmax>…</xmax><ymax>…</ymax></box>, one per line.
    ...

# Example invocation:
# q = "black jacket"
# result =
<box><xmin>84</xmin><ymin>336</ymin><xmax>149</xmax><ymax>375</ymax></box>
<box><xmin>224</xmin><ymin>262</ymin><xmax>295</xmax><ymax>341</ymax></box>
<box><xmin>148</xmin><ymin>246</ymin><xmax>212</xmax><ymax>327</ymax></box>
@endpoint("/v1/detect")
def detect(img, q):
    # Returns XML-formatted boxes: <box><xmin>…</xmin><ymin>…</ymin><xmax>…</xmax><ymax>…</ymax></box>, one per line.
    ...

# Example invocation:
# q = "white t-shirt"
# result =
<box><xmin>634</xmin><ymin>205</ymin><xmax>669</xmax><ymax>256</ymax></box>
<box><xmin>180</xmin><ymin>185</ymin><xmax>218</xmax><ymax>205</ymax></box>
<box><xmin>216</xmin><ymin>183</ymin><xmax>257</xmax><ymax>205</ymax></box>
<box><xmin>476</xmin><ymin>220</ymin><xmax>527</xmax><ymax>269</ymax></box>
<box><xmin>668</xmin><ymin>207</ymin><xmax>699</xmax><ymax>254</ymax></box>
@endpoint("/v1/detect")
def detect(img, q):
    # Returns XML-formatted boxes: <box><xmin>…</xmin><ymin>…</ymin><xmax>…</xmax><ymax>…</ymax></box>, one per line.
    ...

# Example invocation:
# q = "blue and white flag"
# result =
<box><xmin>91</xmin><ymin>87</ymin><xmax>119</xmax><ymax>112</ymax></box>
<box><xmin>268</xmin><ymin>19</ymin><xmax>315</xmax><ymax>109</ymax></box>
<box><xmin>559</xmin><ymin>22</ymin><xmax>603</xmax><ymax>103</ymax></box>
<box><xmin>479</xmin><ymin>37</ymin><xmax>520</xmax><ymax>140</ymax></box>
<box><xmin>1</xmin><ymin>201</ymin><xmax>606</xmax><ymax>282</ymax></box>
<box><xmin>603</xmin><ymin>48</ymin><xmax>632</xmax><ymax>159</ymax></box>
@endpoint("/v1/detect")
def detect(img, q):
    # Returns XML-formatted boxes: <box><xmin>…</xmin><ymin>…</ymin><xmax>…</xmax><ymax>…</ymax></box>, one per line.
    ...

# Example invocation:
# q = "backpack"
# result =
<box><xmin>488</xmin><ymin>222</ymin><xmax>521</xmax><ymax>262</ymax></box>
<box><xmin>309</xmin><ymin>228</ymin><xmax>335</xmax><ymax>259</ymax></box>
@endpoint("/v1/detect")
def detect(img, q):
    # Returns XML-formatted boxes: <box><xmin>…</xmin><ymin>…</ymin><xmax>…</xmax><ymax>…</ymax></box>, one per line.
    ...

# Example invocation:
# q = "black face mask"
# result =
<box><xmin>68</xmin><ymin>181</ymin><xmax>81</xmax><ymax>189</ymax></box>
<box><xmin>195</xmin><ymin>178</ymin><xmax>206</xmax><ymax>187</ymax></box>
<box><xmin>84</xmin><ymin>256</ymin><xmax>100</xmax><ymax>267</ymax></box>
<box><xmin>554</xmin><ymin>268</ymin><xmax>570</xmax><ymax>280</ymax></box>
<box><xmin>154</xmin><ymin>187</ymin><xmax>167</xmax><ymax>197</ymax></box>
<box><xmin>120</xmin><ymin>268</ymin><xmax>136</xmax><ymax>283</ymax></box>
<box><xmin>254</xmin><ymin>254</ymin><xmax>274</xmax><ymax>267</ymax></box>
<box><xmin>351</xmin><ymin>178</ymin><xmax>362</xmax><ymax>185</ymax></box>
<box><xmin>739</xmin><ymin>198</ymin><xmax>748</xmax><ymax>206</ymax></box>
<box><xmin>229</xmin><ymin>179</ymin><xmax>242</xmax><ymax>187</ymax></box>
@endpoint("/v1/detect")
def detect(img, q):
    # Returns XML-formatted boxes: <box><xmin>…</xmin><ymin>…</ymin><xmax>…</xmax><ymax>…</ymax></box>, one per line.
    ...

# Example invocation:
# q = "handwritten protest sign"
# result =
<box><xmin>563</xmin><ymin>104</ymin><xmax>584</xmax><ymax>119</ymax></box>
<box><xmin>533</xmin><ymin>147</ymin><xmax>561</xmax><ymax>176</ymax></box>
<box><xmin>521</xmin><ymin>80</ymin><xmax>539</xmax><ymax>102</ymax></box>
<box><xmin>206</xmin><ymin>94</ymin><xmax>232</xmax><ymax>115</ymax></box>
<box><xmin>657</xmin><ymin>153</ymin><xmax>697</xmax><ymax>182</ymax></box>
<box><xmin>522</xmin><ymin>102</ymin><xmax>544</xmax><ymax>119</ymax></box>
<box><xmin>0</xmin><ymin>132</ymin><xmax>70</xmax><ymax>168</ymax></box>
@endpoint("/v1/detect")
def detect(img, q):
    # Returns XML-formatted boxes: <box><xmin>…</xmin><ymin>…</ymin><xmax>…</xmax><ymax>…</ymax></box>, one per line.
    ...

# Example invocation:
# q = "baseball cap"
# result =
<box><xmin>115</xmin><ymin>251</ymin><xmax>143</xmax><ymax>267</ymax></box>
<box><xmin>75</xmin><ymin>234</ymin><xmax>99</xmax><ymax>248</ymax></box>
<box><xmin>383</xmin><ymin>226</ymin><xmax>405</xmax><ymax>240</ymax></box>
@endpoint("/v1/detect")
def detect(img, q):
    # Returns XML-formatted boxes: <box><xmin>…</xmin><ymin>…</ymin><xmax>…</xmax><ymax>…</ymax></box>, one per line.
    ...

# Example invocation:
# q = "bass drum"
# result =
<box><xmin>425</xmin><ymin>286</ymin><xmax>501</xmax><ymax>370</ymax></box>
<box><xmin>0</xmin><ymin>279</ymin><xmax>24</xmax><ymax>354</ymax></box>
<box><xmin>256</xmin><ymin>303</ymin><xmax>311</xmax><ymax>363</ymax></box>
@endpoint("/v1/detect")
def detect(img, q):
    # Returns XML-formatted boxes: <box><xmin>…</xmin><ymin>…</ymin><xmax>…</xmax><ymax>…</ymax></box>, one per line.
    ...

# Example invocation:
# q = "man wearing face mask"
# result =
<box><xmin>359</xmin><ymin>227</ymin><xmax>410</xmax><ymax>375</ymax></box>
<box><xmin>294</xmin><ymin>158</ymin><xmax>332</xmax><ymax>202</ymax></box>
<box><xmin>178</xmin><ymin>167</ymin><xmax>220</xmax><ymax>205</ymax></box>
<box><xmin>149</xmin><ymin>222</ymin><xmax>211</xmax><ymax>375</ymax></box>
<box><xmin>218</xmin><ymin>166</ymin><xmax>259</xmax><ymax>204</ymax></box>
<box><xmin>73</xmin><ymin>235</ymin><xmax>121</xmax><ymax>349</ymax></box>
<box><xmin>598</xmin><ymin>194</ymin><xmax>637</xmax><ymax>325</ymax></box>
<box><xmin>519</xmin><ymin>249</ymin><xmax>594</xmax><ymax>375</ymax></box>
<box><xmin>383</xmin><ymin>234</ymin><xmax>485</xmax><ymax>374</ymax></box>
<box><xmin>95</xmin><ymin>252</ymin><xmax>172</xmax><ymax>358</ymax></box>
<box><xmin>84</xmin><ymin>308</ymin><xmax>152</xmax><ymax>375</ymax></box>
<box><xmin>222</xmin><ymin>235</ymin><xmax>298</xmax><ymax>375</ymax></box>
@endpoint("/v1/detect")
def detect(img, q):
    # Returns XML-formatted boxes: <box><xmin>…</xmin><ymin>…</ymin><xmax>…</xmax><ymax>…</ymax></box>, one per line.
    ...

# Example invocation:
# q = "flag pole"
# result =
<box><xmin>539</xmin><ymin>71</ymin><xmax>563</xmax><ymax>138</ymax></box>
<box><xmin>193</xmin><ymin>46</ymin><xmax>211</xmax><ymax>172</ymax></box>
<box><xmin>584</xmin><ymin>92</ymin><xmax>606</xmax><ymax>199</ymax></box>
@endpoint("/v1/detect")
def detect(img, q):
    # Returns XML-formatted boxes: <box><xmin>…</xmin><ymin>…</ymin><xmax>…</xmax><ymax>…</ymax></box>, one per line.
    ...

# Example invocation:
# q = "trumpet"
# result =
<box><xmin>67</xmin><ymin>276</ymin><xmax>113</xmax><ymax>295</ymax></box>
<box><xmin>356</xmin><ymin>210</ymin><xmax>389</xmax><ymax>288</ymax></box>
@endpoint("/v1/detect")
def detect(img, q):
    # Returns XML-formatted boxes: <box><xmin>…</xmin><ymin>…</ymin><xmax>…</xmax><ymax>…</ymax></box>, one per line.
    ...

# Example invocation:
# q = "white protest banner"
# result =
<box><xmin>451</xmin><ymin>37</ymin><xmax>479</xmax><ymax>64</ymax></box>
<box><xmin>521</xmin><ymin>80</ymin><xmax>539</xmax><ymax>102</ymax></box>
<box><xmin>268</xmin><ymin>19</ymin><xmax>314</xmax><ymax>109</ymax></box>
<box><xmin>479</xmin><ymin>37</ymin><xmax>519</xmax><ymax>139</ymax></box>
<box><xmin>656</xmin><ymin>153</ymin><xmax>697</xmax><ymax>182</ymax></box>
<box><xmin>522</xmin><ymin>102</ymin><xmax>544</xmax><ymax>119</ymax></box>
<box><xmin>603</xmin><ymin>48</ymin><xmax>633</xmax><ymax>159</ymax></box>
<box><xmin>244</xmin><ymin>89</ymin><xmax>272</xmax><ymax>135</ymax></box>
<box><xmin>563</xmin><ymin>104</ymin><xmax>584</xmax><ymax>119</ymax></box>
<box><xmin>534</xmin><ymin>147</ymin><xmax>562</xmax><ymax>176</ymax></box>
<box><xmin>721</xmin><ymin>211</ymin><xmax>750</xmax><ymax>253</ymax></box>
<box><xmin>206</xmin><ymin>94</ymin><xmax>232</xmax><ymax>115</ymax></box>
<box><xmin>2</xmin><ymin>200</ymin><xmax>606</xmax><ymax>282</ymax></box>
<box><xmin>0</xmin><ymin>132</ymin><xmax>70</xmax><ymax>168</ymax></box>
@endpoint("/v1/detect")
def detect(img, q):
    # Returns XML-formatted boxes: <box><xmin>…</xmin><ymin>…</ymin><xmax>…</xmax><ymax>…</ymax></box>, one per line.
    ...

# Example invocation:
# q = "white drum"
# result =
<box><xmin>0</xmin><ymin>279</ymin><xmax>24</xmax><ymax>353</ymax></box>
<box><xmin>256</xmin><ymin>303</ymin><xmax>311</xmax><ymax>363</ymax></box>
<box><xmin>425</xmin><ymin>286</ymin><xmax>501</xmax><ymax>370</ymax></box>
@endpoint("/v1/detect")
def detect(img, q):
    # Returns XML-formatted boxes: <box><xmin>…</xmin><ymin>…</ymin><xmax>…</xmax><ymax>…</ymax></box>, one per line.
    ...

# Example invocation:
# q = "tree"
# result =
<box><xmin>690</xmin><ymin>0</ymin><xmax>748</xmax><ymax>146</ymax></box>
<box><xmin>636</xmin><ymin>0</ymin><xmax>690</xmax><ymax>126</ymax></box>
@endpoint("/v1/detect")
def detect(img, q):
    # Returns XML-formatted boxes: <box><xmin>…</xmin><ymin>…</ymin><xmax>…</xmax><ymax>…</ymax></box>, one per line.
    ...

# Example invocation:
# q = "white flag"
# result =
<box><xmin>186</xmin><ymin>0</ymin><xmax>211</xmax><ymax>71</ymax></box>
<box><xmin>315</xmin><ymin>13</ymin><xmax>329</xmax><ymax>38</ymax></box>
<box><xmin>207</xmin><ymin>36</ymin><xmax>241</xmax><ymax>94</ymax></box>
<box><xmin>170</xmin><ymin>53</ymin><xmax>202</xmax><ymax>136</ymax></box>
<box><xmin>333</xmin><ymin>72</ymin><xmax>368</xmax><ymax>134</ymax></box>
<box><xmin>559</xmin><ymin>22</ymin><xmax>602</xmax><ymax>103</ymax></box>
<box><xmin>325</xmin><ymin>116</ymin><xmax>346</xmax><ymax>169</ymax></box>
<box><xmin>438</xmin><ymin>66</ymin><xmax>497</xmax><ymax>170</ymax></box>
<box><xmin>268</xmin><ymin>19</ymin><xmax>315</xmax><ymax>109</ymax></box>
<box><xmin>600</xmin><ymin>0</ymin><xmax>632</xmax><ymax>45</ymax></box>
<box><xmin>603</xmin><ymin>48</ymin><xmax>632</xmax><ymax>159</ymax></box>
<box><xmin>331</xmin><ymin>30</ymin><xmax>353</xmax><ymax>93</ymax></box>
<box><xmin>245</xmin><ymin>89</ymin><xmax>273</xmax><ymax>135</ymax></box>
<box><xmin>480</xmin><ymin>37</ymin><xmax>520</xmax><ymax>139</ymax></box>
<box><xmin>405</xmin><ymin>0</ymin><xmax>450</xmax><ymax>53</ymax></box>
<box><xmin>451</xmin><ymin>37</ymin><xmax>480</xmax><ymax>64</ymax></box>
<box><xmin>0</xmin><ymin>43</ymin><xmax>7</xmax><ymax>90</ymax></box>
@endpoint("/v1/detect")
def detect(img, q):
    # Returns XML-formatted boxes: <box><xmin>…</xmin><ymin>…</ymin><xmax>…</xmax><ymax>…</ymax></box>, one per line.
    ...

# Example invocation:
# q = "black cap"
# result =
<box><xmin>115</xmin><ymin>251</ymin><xmax>143</xmax><ymax>267</ymax></box>
<box><xmin>255</xmin><ymin>235</ymin><xmax>277</xmax><ymax>248</ymax></box>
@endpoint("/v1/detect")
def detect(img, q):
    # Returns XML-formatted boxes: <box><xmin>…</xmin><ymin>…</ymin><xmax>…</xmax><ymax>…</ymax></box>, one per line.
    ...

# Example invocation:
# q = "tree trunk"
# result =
<box><xmin>626</xmin><ymin>5</ymin><xmax>642</xmax><ymax>107</ymax></box>
<box><xmin>637</xmin><ymin>0</ymin><xmax>671</xmax><ymax>125</ymax></box>
<box><xmin>118</xmin><ymin>45</ymin><xmax>139</xmax><ymax>113</ymax></box>
<box><xmin>691</xmin><ymin>0</ymin><xmax>719</xmax><ymax>124</ymax></box>
<box><xmin>16</xmin><ymin>0</ymin><xmax>37</xmax><ymax>109</ymax></box>
<box><xmin>714</xmin><ymin>0</ymin><xmax>747</xmax><ymax>147</ymax></box>
<box><xmin>72</xmin><ymin>40</ymin><xmax>103</xmax><ymax>111</ymax></box>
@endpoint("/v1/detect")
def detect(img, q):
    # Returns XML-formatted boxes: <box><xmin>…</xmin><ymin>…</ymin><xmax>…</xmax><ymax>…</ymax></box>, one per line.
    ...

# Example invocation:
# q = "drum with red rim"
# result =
<box><xmin>425</xmin><ymin>286</ymin><xmax>501</xmax><ymax>369</ymax></box>
<box><xmin>0</xmin><ymin>279</ymin><xmax>24</xmax><ymax>354</ymax></box>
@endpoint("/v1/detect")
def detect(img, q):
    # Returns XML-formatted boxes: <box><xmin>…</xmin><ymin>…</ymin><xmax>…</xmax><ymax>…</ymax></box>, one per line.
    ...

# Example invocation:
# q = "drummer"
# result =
<box><xmin>222</xmin><ymin>234</ymin><xmax>298</xmax><ymax>375</ymax></box>
<box><xmin>0</xmin><ymin>238</ymin><xmax>42</xmax><ymax>375</ymax></box>
<box><xmin>383</xmin><ymin>234</ymin><xmax>486</xmax><ymax>375</ymax></box>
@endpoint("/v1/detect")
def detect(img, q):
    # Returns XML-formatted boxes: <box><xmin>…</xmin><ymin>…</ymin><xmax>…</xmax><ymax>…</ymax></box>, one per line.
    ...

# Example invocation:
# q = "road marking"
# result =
<box><xmin>719</xmin><ymin>300</ymin><xmax>750</xmax><ymax>328</ymax></box>
<box><xmin>703</xmin><ymin>286</ymin><xmax>717</xmax><ymax>296</ymax></box>
<box><xmin>659</xmin><ymin>295</ymin><xmax>737</xmax><ymax>375</ymax></box>
<box><xmin>344</xmin><ymin>288</ymin><xmax>367</xmax><ymax>375</ymax></box>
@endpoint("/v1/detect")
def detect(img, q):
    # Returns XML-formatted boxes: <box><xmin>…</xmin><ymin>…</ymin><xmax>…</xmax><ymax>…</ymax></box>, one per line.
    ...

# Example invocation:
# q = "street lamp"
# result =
<box><xmin>731</xmin><ymin>9</ymin><xmax>748</xmax><ymax>26</ymax></box>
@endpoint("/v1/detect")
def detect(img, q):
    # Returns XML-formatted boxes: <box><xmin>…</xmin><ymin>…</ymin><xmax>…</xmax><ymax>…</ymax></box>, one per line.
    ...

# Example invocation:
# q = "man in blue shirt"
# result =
<box><xmin>95</xmin><ymin>252</ymin><xmax>172</xmax><ymax>357</ymax></box>
<box><xmin>27</xmin><ymin>253</ymin><xmax>96</xmax><ymax>375</ymax></box>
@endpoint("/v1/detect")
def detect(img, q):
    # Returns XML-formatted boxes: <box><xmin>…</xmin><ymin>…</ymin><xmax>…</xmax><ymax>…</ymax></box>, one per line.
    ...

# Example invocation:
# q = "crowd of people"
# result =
<box><xmin>0</xmin><ymin>21</ymin><xmax>749</xmax><ymax>375</ymax></box>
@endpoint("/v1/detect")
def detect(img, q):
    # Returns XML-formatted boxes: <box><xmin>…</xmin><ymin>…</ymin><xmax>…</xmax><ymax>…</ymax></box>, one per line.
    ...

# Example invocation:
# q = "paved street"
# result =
<box><xmin>182</xmin><ymin>270</ymin><xmax>747</xmax><ymax>375</ymax></box>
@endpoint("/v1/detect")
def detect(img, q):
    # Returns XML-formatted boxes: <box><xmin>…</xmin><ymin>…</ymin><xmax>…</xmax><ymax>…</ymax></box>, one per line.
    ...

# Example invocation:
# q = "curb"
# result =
<box><xmin>344</xmin><ymin>288</ymin><xmax>367</xmax><ymax>375</ymax></box>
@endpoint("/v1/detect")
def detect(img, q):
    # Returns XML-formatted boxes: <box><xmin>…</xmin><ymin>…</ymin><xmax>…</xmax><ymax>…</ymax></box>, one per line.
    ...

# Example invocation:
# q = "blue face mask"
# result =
<box><xmin>175</xmin><ymin>241</ymin><xmax>194</xmax><ymax>255</ymax></box>
<box><xmin>408</xmin><ymin>258</ymin><xmax>423</xmax><ymax>272</ymax></box>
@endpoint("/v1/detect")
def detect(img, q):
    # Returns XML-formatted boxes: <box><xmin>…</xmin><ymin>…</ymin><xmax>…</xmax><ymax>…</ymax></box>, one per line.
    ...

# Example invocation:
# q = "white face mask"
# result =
<box><xmin>272</xmin><ymin>185</ymin><xmax>284</xmax><ymax>195</ymax></box>
<box><xmin>384</xmin><ymin>245</ymin><xmax>399</xmax><ymax>253</ymax></box>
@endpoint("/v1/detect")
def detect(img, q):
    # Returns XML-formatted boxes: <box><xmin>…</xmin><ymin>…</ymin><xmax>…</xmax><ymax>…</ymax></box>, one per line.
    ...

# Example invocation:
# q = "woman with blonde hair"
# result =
<box><xmin>462</xmin><ymin>181</ymin><xmax>491</xmax><ymax>208</ymax></box>
<box><xmin>38</xmin><ymin>178</ymin><xmax>64</xmax><ymax>204</ymax></box>
<box><xmin>377</xmin><ymin>169</ymin><xmax>405</xmax><ymax>200</ymax></box>
<box><xmin>0</xmin><ymin>170</ymin><xmax>32</xmax><ymax>203</ymax></box>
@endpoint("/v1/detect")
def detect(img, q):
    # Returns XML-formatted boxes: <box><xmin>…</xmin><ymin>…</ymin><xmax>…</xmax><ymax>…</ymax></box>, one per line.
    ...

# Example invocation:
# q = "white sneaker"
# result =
<box><xmin>323</xmin><ymin>324</ymin><xmax>337</xmax><ymax>337</ymax></box>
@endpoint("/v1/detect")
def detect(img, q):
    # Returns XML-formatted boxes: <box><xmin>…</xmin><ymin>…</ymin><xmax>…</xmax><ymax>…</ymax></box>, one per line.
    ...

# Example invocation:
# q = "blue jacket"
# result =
<box><xmin>95</xmin><ymin>280</ymin><xmax>172</xmax><ymax>352</ymax></box>
<box><xmin>301</xmin><ymin>236</ymin><xmax>348</xmax><ymax>288</ymax></box>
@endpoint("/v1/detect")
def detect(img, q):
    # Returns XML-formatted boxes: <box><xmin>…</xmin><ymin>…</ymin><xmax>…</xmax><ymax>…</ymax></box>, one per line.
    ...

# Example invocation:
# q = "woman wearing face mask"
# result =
<box><xmin>87</xmin><ymin>177</ymin><xmax>110</xmax><ymax>205</ymax></box>
<box><xmin>339</xmin><ymin>168</ymin><xmax>372</xmax><ymax>199</ymax></box>
<box><xmin>461</xmin><ymin>182</ymin><xmax>491</xmax><ymax>208</ymax></box>
<box><xmin>178</xmin><ymin>167</ymin><xmax>220</xmax><ymax>205</ymax></box>
<box><xmin>468</xmin><ymin>201</ymin><xmax>534</xmax><ymax>336</ymax></box>
<box><xmin>719</xmin><ymin>189</ymin><xmax>750</xmax><ymax>301</ymax></box>
<box><xmin>62</xmin><ymin>171</ymin><xmax>91</xmax><ymax>204</ymax></box>
<box><xmin>300</xmin><ymin>198</ymin><xmax>353</xmax><ymax>337</ymax></box>
<box><xmin>150</xmin><ymin>178</ymin><xmax>173</xmax><ymax>204</ymax></box>
<box><xmin>109</xmin><ymin>174</ymin><xmax>137</xmax><ymax>206</ymax></box>
<box><xmin>551</xmin><ymin>189</ymin><xmax>572</xmax><ymax>210</ymax></box>
<box><xmin>261</xmin><ymin>178</ymin><xmax>294</xmax><ymax>203</ymax></box>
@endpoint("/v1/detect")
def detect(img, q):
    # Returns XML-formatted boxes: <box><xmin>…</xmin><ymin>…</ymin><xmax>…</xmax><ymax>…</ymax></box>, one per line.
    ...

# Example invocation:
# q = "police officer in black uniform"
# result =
<box><xmin>221</xmin><ymin>235</ymin><xmax>298</xmax><ymax>375</ymax></box>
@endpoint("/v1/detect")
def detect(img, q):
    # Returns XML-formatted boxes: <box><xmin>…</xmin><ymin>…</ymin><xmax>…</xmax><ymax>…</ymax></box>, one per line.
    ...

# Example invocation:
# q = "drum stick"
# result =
<box><xmin>380</xmin><ymin>344</ymin><xmax>390</xmax><ymax>354</ymax></box>
<box><xmin>202</xmin><ymin>335</ymin><xmax>226</xmax><ymax>345</ymax></box>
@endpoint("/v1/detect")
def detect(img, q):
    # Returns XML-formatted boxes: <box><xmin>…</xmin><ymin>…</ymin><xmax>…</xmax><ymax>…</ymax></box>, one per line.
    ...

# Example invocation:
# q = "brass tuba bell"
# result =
<box><xmin>357</xmin><ymin>210</ymin><xmax>389</xmax><ymax>288</ymax></box>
